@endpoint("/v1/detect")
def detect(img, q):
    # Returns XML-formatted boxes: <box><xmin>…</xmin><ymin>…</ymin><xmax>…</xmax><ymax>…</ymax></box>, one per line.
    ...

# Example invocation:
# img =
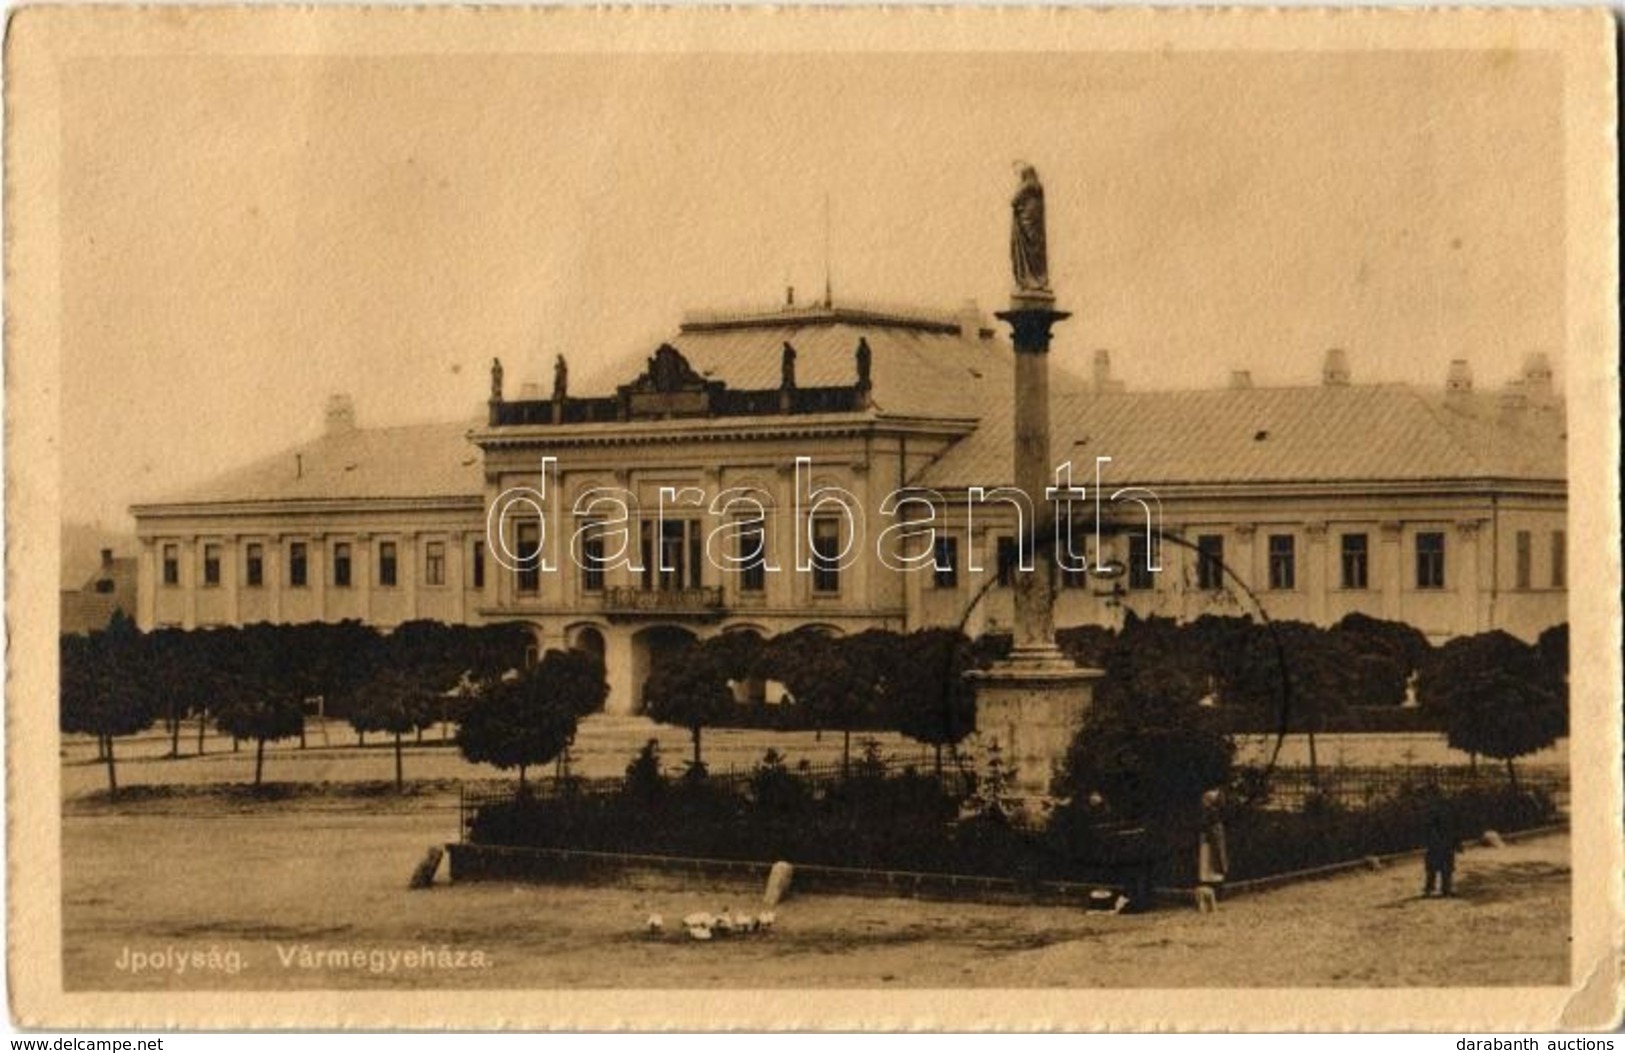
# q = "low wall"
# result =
<box><xmin>445</xmin><ymin>842</ymin><xmax>1139</xmax><ymax>907</ymax></box>
<box><xmin>447</xmin><ymin>824</ymin><xmax>1568</xmax><ymax>910</ymax></box>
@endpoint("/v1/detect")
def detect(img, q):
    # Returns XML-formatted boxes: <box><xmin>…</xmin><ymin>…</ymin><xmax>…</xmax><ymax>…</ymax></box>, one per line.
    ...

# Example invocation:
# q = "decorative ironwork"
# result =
<box><xmin>600</xmin><ymin>585</ymin><xmax>725</xmax><ymax>618</ymax></box>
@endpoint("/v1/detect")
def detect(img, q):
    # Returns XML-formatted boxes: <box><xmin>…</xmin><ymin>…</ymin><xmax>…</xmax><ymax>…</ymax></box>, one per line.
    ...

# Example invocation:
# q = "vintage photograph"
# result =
<box><xmin>6</xmin><ymin>5</ymin><xmax>1620</xmax><ymax>1031</ymax></box>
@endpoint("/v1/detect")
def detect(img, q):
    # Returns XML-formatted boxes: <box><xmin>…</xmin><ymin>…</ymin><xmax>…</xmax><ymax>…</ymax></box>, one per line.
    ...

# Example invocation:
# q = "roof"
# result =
<box><xmin>609</xmin><ymin>302</ymin><xmax>1088</xmax><ymax>423</ymax></box>
<box><xmin>60</xmin><ymin>557</ymin><xmax>137</xmax><ymax>635</ymax></box>
<box><xmin>917</xmin><ymin>383</ymin><xmax>1567</xmax><ymax>491</ymax></box>
<box><xmin>140</xmin><ymin>420</ymin><xmax>484</xmax><ymax>508</ymax></box>
<box><xmin>131</xmin><ymin>301</ymin><xmax>1567</xmax><ymax>513</ymax></box>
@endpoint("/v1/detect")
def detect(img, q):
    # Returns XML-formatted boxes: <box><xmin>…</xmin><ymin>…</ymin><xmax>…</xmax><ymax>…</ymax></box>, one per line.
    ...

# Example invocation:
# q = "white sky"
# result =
<box><xmin>60</xmin><ymin>49</ymin><xmax>1565</xmax><ymax>530</ymax></box>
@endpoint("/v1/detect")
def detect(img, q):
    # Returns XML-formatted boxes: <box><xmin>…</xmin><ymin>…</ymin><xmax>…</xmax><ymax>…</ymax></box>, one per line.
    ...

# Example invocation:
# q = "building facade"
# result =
<box><xmin>129</xmin><ymin>302</ymin><xmax>1567</xmax><ymax>713</ymax></box>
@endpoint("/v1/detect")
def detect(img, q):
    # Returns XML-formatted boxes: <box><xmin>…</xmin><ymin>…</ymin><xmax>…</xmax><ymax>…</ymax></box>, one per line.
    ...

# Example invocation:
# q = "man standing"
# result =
<box><xmin>1424</xmin><ymin>807</ymin><xmax>1459</xmax><ymax>897</ymax></box>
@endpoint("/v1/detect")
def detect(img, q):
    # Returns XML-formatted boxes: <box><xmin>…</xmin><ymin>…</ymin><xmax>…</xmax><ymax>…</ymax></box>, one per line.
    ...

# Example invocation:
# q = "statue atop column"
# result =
<box><xmin>553</xmin><ymin>354</ymin><xmax>569</xmax><ymax>402</ymax></box>
<box><xmin>490</xmin><ymin>357</ymin><xmax>504</xmax><ymax>401</ymax></box>
<box><xmin>1010</xmin><ymin>163</ymin><xmax>1050</xmax><ymax>295</ymax></box>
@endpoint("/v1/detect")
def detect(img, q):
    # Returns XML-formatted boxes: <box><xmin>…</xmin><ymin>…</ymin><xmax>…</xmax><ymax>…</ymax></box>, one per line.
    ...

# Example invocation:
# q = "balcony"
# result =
<box><xmin>600</xmin><ymin>585</ymin><xmax>726</xmax><ymax>621</ymax></box>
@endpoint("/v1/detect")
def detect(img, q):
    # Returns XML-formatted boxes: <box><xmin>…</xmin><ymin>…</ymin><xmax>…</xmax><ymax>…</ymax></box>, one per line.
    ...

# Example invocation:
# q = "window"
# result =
<box><xmin>995</xmin><ymin>536</ymin><xmax>1020</xmax><ymax>587</ymax></box>
<box><xmin>425</xmin><ymin>541</ymin><xmax>445</xmax><ymax>586</ymax></box>
<box><xmin>162</xmin><ymin>544</ymin><xmax>179</xmax><ymax>586</ymax></box>
<box><xmin>1128</xmin><ymin>533</ymin><xmax>1155</xmax><ymax>591</ymax></box>
<box><xmin>472</xmin><ymin>541</ymin><xmax>485</xmax><ymax>590</ymax></box>
<box><xmin>245</xmin><ymin>543</ymin><xmax>264</xmax><ymax>588</ymax></box>
<box><xmin>811</xmin><ymin>516</ymin><xmax>841</xmax><ymax>594</ymax></box>
<box><xmin>934</xmin><ymin>535</ymin><xmax>959</xmax><ymax>589</ymax></box>
<box><xmin>202</xmin><ymin>543</ymin><xmax>221</xmax><ymax>587</ymax></box>
<box><xmin>738</xmin><ymin>520</ymin><xmax>766</xmax><ymax>594</ymax></box>
<box><xmin>1550</xmin><ymin>530</ymin><xmax>1566</xmax><ymax>589</ymax></box>
<box><xmin>378</xmin><ymin>541</ymin><xmax>398</xmax><ymax>588</ymax></box>
<box><xmin>332</xmin><ymin>543</ymin><xmax>352</xmax><ymax>588</ymax></box>
<box><xmin>579</xmin><ymin>522</ymin><xmax>605</xmax><ymax>593</ymax></box>
<box><xmin>1340</xmin><ymin>533</ymin><xmax>1369</xmax><ymax>590</ymax></box>
<box><xmin>289</xmin><ymin>542</ymin><xmax>308</xmax><ymax>587</ymax></box>
<box><xmin>1415</xmin><ymin>532</ymin><xmax>1445</xmax><ymax>589</ymax></box>
<box><xmin>641</xmin><ymin>519</ymin><xmax>702</xmax><ymax>591</ymax></box>
<box><xmin>1267</xmin><ymin>534</ymin><xmax>1296</xmax><ymax>591</ymax></box>
<box><xmin>1514</xmin><ymin>530</ymin><xmax>1532</xmax><ymax>590</ymax></box>
<box><xmin>1196</xmin><ymin>534</ymin><xmax>1225</xmax><ymax>590</ymax></box>
<box><xmin>515</xmin><ymin>524</ymin><xmax>539</xmax><ymax>594</ymax></box>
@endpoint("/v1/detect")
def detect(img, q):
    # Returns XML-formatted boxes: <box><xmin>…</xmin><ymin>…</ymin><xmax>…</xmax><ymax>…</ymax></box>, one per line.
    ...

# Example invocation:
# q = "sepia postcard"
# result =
<box><xmin>5</xmin><ymin>4</ymin><xmax>1621</xmax><ymax>1032</ymax></box>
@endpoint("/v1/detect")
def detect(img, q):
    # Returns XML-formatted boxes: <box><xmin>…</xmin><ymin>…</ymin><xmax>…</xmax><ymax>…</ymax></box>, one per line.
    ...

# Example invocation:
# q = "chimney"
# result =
<box><xmin>1229</xmin><ymin>370</ymin><xmax>1253</xmax><ymax>390</ymax></box>
<box><xmin>957</xmin><ymin>298</ymin><xmax>983</xmax><ymax>338</ymax></box>
<box><xmin>1092</xmin><ymin>349</ymin><xmax>1125</xmax><ymax>393</ymax></box>
<box><xmin>1499</xmin><ymin>379</ymin><xmax>1528</xmax><ymax>417</ymax></box>
<box><xmin>1446</xmin><ymin>359</ymin><xmax>1474</xmax><ymax>396</ymax></box>
<box><xmin>1522</xmin><ymin>352</ymin><xmax>1554</xmax><ymax>401</ymax></box>
<box><xmin>324</xmin><ymin>393</ymin><xmax>357</xmax><ymax>433</ymax></box>
<box><xmin>1322</xmin><ymin>348</ymin><xmax>1351</xmax><ymax>387</ymax></box>
<box><xmin>100</xmin><ymin>548</ymin><xmax>113</xmax><ymax>569</ymax></box>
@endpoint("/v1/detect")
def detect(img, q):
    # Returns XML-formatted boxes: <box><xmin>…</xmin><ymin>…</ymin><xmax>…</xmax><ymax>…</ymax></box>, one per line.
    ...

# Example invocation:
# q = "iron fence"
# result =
<box><xmin>457</xmin><ymin>746</ymin><xmax>976</xmax><ymax>840</ymax></box>
<box><xmin>458</xmin><ymin>756</ymin><xmax>1569</xmax><ymax>840</ymax></box>
<box><xmin>1255</xmin><ymin>763</ymin><xmax>1566</xmax><ymax>811</ymax></box>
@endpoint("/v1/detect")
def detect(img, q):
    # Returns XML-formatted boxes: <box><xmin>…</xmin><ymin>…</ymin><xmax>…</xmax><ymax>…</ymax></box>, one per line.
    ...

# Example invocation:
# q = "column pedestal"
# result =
<box><xmin>970</xmin><ymin>659</ymin><xmax>1102</xmax><ymax>800</ymax></box>
<box><xmin>970</xmin><ymin>292</ymin><xmax>1101</xmax><ymax>813</ymax></box>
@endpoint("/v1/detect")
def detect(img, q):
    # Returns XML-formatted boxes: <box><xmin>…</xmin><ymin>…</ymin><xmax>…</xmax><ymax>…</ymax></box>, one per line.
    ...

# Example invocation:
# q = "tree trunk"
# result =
<box><xmin>842</xmin><ymin>729</ymin><xmax>852</xmax><ymax>776</ymax></box>
<box><xmin>1306</xmin><ymin>730</ymin><xmax>1321</xmax><ymax>788</ymax></box>
<box><xmin>394</xmin><ymin>732</ymin><xmax>404</xmax><ymax>792</ymax></box>
<box><xmin>934</xmin><ymin>742</ymin><xmax>944</xmax><ymax>780</ymax></box>
<box><xmin>358</xmin><ymin>730</ymin><xmax>366</xmax><ymax>747</ymax></box>
<box><xmin>104</xmin><ymin>736</ymin><xmax>118</xmax><ymax>797</ymax></box>
<box><xmin>691</xmin><ymin>727</ymin><xmax>702</xmax><ymax>770</ymax></box>
<box><xmin>299</xmin><ymin>720</ymin><xmax>307</xmax><ymax>750</ymax></box>
<box><xmin>1506</xmin><ymin>756</ymin><xmax>1520</xmax><ymax>793</ymax></box>
<box><xmin>518</xmin><ymin>765</ymin><xmax>528</xmax><ymax>795</ymax></box>
<box><xmin>254</xmin><ymin>737</ymin><xmax>266</xmax><ymax>787</ymax></box>
<box><xmin>169</xmin><ymin>707</ymin><xmax>181</xmax><ymax>758</ymax></box>
<box><xmin>197</xmin><ymin>711</ymin><xmax>207</xmax><ymax>755</ymax></box>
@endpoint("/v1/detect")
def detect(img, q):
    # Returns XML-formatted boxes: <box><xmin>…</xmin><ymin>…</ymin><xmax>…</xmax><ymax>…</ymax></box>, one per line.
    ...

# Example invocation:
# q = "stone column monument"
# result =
<box><xmin>971</xmin><ymin>164</ymin><xmax>1103</xmax><ymax>804</ymax></box>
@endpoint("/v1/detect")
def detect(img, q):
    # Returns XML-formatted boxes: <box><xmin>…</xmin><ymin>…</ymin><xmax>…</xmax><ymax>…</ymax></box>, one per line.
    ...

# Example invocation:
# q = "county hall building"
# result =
<box><xmin>129</xmin><ymin>297</ymin><xmax>1568</xmax><ymax>714</ymax></box>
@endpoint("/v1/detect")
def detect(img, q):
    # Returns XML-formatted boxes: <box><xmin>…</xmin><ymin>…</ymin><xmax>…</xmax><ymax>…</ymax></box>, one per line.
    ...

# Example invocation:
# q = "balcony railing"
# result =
<box><xmin>600</xmin><ymin>585</ymin><xmax>725</xmax><ymax>619</ymax></box>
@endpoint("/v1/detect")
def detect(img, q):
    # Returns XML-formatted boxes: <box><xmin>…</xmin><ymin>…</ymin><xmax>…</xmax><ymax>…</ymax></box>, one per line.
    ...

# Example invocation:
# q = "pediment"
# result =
<box><xmin>621</xmin><ymin>344</ymin><xmax>714</xmax><ymax>396</ymax></box>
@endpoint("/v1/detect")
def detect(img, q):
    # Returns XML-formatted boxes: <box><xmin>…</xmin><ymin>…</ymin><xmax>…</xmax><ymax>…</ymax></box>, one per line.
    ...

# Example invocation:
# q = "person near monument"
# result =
<box><xmin>1195</xmin><ymin>788</ymin><xmax>1229</xmax><ymax>912</ymax></box>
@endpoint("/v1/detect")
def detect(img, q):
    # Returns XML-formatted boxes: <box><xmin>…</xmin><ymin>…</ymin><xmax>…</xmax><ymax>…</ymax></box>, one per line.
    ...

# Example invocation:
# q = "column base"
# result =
<box><xmin>969</xmin><ymin>655</ymin><xmax>1102</xmax><ymax>802</ymax></box>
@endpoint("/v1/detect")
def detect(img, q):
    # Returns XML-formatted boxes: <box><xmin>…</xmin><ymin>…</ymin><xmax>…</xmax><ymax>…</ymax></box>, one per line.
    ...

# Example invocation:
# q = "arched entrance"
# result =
<box><xmin>569</xmin><ymin>624</ymin><xmax>607</xmax><ymax>664</ymax></box>
<box><xmin>567</xmin><ymin>625</ymin><xmax>609</xmax><ymax>711</ymax></box>
<box><xmin>630</xmin><ymin>625</ymin><xmax>698</xmax><ymax>714</ymax></box>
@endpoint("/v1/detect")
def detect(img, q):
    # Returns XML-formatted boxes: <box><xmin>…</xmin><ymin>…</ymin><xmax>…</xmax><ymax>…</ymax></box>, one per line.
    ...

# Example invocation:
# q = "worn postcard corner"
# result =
<box><xmin>5</xmin><ymin>3</ymin><xmax>1621</xmax><ymax>1033</ymax></box>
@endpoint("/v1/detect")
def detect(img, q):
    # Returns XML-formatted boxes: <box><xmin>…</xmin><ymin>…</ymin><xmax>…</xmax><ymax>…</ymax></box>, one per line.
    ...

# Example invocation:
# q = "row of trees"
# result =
<box><xmin>60</xmin><ymin>615</ymin><xmax>534</xmax><ymax>794</ymax></box>
<box><xmin>637</xmin><ymin>613</ymin><xmax>1567</xmax><ymax>785</ymax></box>
<box><xmin>1054</xmin><ymin>614</ymin><xmax>1565</xmax><ymax>842</ymax></box>
<box><xmin>62</xmin><ymin>610</ymin><xmax>1567</xmax><ymax>803</ymax></box>
<box><xmin>643</xmin><ymin>627</ymin><xmax>998</xmax><ymax>775</ymax></box>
